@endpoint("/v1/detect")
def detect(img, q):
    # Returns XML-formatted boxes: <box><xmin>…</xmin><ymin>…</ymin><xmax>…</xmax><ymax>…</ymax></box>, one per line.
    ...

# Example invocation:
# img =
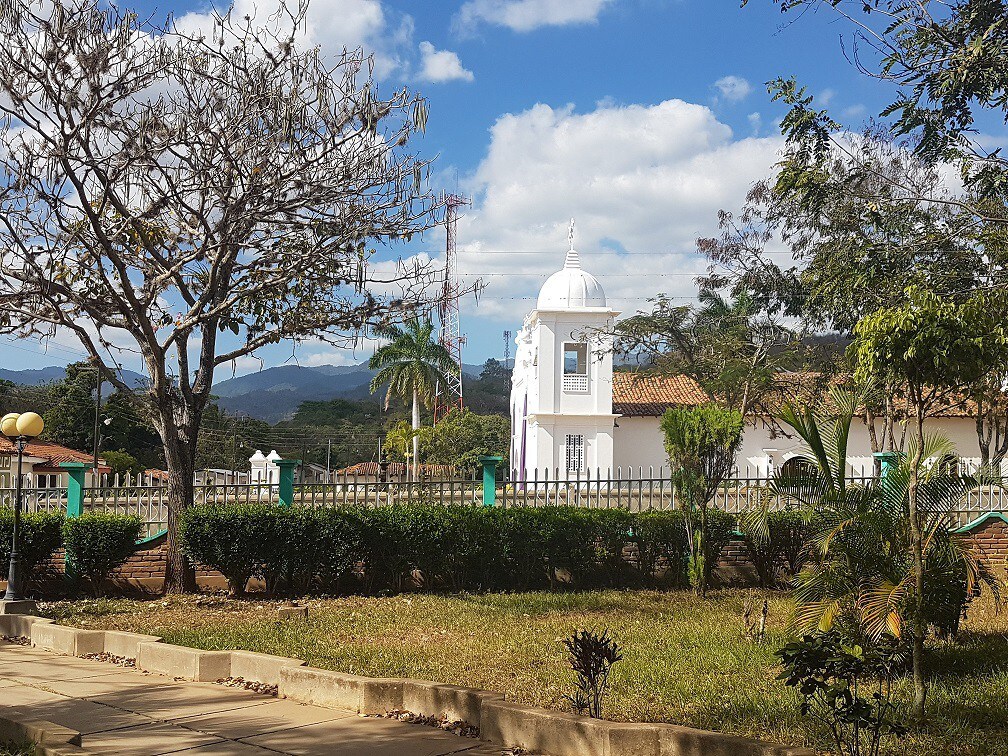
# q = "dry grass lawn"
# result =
<box><xmin>44</xmin><ymin>589</ymin><xmax>1008</xmax><ymax>755</ymax></box>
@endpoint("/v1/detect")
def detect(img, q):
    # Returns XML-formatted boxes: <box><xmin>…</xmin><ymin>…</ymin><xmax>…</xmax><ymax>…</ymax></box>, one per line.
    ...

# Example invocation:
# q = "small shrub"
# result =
<box><xmin>357</xmin><ymin>504</ymin><xmax>414</xmax><ymax>591</ymax></box>
<box><xmin>704</xmin><ymin>508</ymin><xmax>737</xmax><ymax>584</ymax></box>
<box><xmin>180</xmin><ymin>503</ymin><xmax>271</xmax><ymax>597</ymax></box>
<box><xmin>563</xmin><ymin>628</ymin><xmax>623</xmax><ymax>718</ymax></box>
<box><xmin>741</xmin><ymin>510</ymin><xmax>815</xmax><ymax>588</ymax></box>
<box><xmin>633</xmin><ymin>511</ymin><xmax>689</xmax><ymax>587</ymax></box>
<box><xmin>777</xmin><ymin>631</ymin><xmax>907</xmax><ymax>756</ymax></box>
<box><xmin>317</xmin><ymin>507</ymin><xmax>364</xmax><ymax>591</ymax></box>
<box><xmin>63</xmin><ymin>512</ymin><xmax>141</xmax><ymax>596</ymax></box>
<box><xmin>0</xmin><ymin>509</ymin><xmax>64</xmax><ymax>580</ymax></box>
<box><xmin>440</xmin><ymin>505</ymin><xmax>499</xmax><ymax>590</ymax></box>
<box><xmin>584</xmin><ymin>508</ymin><xmax>634</xmax><ymax>586</ymax></box>
<box><xmin>540</xmin><ymin>507</ymin><xmax>598</xmax><ymax>587</ymax></box>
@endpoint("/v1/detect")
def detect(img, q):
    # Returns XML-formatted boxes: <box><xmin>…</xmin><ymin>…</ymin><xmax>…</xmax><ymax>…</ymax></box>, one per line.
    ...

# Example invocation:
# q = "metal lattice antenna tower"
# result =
<box><xmin>435</xmin><ymin>193</ymin><xmax>469</xmax><ymax>422</ymax></box>
<box><xmin>503</xmin><ymin>330</ymin><xmax>512</xmax><ymax>370</ymax></box>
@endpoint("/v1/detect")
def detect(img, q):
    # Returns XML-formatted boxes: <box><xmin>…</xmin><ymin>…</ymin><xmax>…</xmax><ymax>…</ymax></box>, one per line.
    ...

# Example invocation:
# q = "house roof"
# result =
<box><xmin>0</xmin><ymin>437</ymin><xmax>99</xmax><ymax>466</ymax></box>
<box><xmin>611</xmin><ymin>370</ymin><xmax>982</xmax><ymax>419</ymax></box>
<box><xmin>338</xmin><ymin>461</ymin><xmax>460</xmax><ymax>478</ymax></box>
<box><xmin>611</xmin><ymin>373</ymin><xmax>709</xmax><ymax>416</ymax></box>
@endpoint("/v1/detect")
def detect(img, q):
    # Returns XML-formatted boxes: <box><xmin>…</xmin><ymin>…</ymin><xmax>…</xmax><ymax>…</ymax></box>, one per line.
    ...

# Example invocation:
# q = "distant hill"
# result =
<box><xmin>0</xmin><ymin>366</ymin><xmax>68</xmax><ymax>385</ymax></box>
<box><xmin>0</xmin><ymin>365</ymin><xmax>146</xmax><ymax>390</ymax></box>
<box><xmin>211</xmin><ymin>362</ymin><xmax>490</xmax><ymax>422</ymax></box>
<box><xmin>0</xmin><ymin>361</ymin><xmax>497</xmax><ymax>423</ymax></box>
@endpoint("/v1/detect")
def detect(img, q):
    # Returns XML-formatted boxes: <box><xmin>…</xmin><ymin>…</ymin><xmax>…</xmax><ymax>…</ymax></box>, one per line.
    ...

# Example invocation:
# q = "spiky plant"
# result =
<box><xmin>764</xmin><ymin>384</ymin><xmax>998</xmax><ymax>644</ymax></box>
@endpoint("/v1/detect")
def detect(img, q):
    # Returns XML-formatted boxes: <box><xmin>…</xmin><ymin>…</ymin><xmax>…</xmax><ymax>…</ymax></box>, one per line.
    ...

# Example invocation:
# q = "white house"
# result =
<box><xmin>510</xmin><ymin>243</ymin><xmax>987</xmax><ymax>480</ymax></box>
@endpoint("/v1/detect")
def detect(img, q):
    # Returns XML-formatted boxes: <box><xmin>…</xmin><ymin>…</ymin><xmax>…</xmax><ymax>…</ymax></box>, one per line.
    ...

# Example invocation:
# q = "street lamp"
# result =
<box><xmin>0</xmin><ymin>411</ymin><xmax>44</xmax><ymax>604</ymax></box>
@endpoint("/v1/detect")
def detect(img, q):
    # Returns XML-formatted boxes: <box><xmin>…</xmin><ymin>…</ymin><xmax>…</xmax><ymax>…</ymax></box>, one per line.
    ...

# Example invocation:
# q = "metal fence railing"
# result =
<box><xmin>3</xmin><ymin>468</ymin><xmax>1005</xmax><ymax>538</ymax></box>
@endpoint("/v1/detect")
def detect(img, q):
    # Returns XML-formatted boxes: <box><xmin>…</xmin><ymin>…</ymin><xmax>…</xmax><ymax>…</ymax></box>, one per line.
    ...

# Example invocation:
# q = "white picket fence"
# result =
<box><xmin>3</xmin><ymin>468</ymin><xmax>1005</xmax><ymax>539</ymax></box>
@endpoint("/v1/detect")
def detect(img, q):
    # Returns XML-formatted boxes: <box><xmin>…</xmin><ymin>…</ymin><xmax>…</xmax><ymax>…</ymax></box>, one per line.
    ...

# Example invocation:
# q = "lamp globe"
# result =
<box><xmin>15</xmin><ymin>412</ymin><xmax>44</xmax><ymax>438</ymax></box>
<box><xmin>0</xmin><ymin>413</ymin><xmax>19</xmax><ymax>437</ymax></box>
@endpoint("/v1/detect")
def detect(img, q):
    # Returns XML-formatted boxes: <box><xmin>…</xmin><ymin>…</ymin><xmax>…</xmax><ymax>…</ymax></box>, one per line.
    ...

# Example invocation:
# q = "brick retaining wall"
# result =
<box><xmin>962</xmin><ymin>514</ymin><xmax>1008</xmax><ymax>572</ymax></box>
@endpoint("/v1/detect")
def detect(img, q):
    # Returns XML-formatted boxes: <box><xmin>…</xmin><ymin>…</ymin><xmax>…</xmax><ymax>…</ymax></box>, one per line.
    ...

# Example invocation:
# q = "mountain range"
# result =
<box><xmin>1</xmin><ymin>362</ymin><xmax>491</xmax><ymax>423</ymax></box>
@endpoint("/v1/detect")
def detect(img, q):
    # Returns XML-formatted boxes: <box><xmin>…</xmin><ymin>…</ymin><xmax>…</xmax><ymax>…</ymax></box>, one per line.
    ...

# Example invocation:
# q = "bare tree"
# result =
<box><xmin>0</xmin><ymin>0</ymin><xmax>452</xmax><ymax>592</ymax></box>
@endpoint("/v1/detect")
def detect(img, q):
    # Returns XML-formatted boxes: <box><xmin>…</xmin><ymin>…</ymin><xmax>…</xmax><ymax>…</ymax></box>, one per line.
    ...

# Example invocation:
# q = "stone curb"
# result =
<box><xmin>230</xmin><ymin>650</ymin><xmax>306</xmax><ymax>687</ymax></box>
<box><xmin>0</xmin><ymin>709</ymin><xmax>96</xmax><ymax>755</ymax></box>
<box><xmin>103</xmin><ymin>630</ymin><xmax>162</xmax><ymax>660</ymax></box>
<box><xmin>12</xmin><ymin>616</ymin><xmax>816</xmax><ymax>756</ymax></box>
<box><xmin>137</xmin><ymin>641</ymin><xmax>232</xmax><ymax>681</ymax></box>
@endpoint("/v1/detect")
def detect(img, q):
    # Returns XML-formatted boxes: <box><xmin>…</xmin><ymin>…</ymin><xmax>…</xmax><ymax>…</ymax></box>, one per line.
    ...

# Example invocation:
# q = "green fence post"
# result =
<box><xmin>478</xmin><ymin>456</ymin><xmax>502</xmax><ymax>507</ymax></box>
<box><xmin>873</xmin><ymin>451</ymin><xmax>898</xmax><ymax>482</ymax></box>
<box><xmin>60</xmin><ymin>462</ymin><xmax>87</xmax><ymax>519</ymax></box>
<box><xmin>60</xmin><ymin>462</ymin><xmax>88</xmax><ymax>580</ymax></box>
<box><xmin>276</xmin><ymin>460</ymin><xmax>300</xmax><ymax>507</ymax></box>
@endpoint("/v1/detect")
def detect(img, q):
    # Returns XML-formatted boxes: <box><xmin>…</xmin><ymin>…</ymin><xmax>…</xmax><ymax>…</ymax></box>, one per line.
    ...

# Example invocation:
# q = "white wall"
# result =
<box><xmin>612</xmin><ymin>414</ymin><xmax>986</xmax><ymax>477</ymax></box>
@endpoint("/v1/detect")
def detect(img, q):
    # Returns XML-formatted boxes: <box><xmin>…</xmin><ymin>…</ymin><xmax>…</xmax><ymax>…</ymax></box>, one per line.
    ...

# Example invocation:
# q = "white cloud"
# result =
<box><xmin>842</xmin><ymin>104</ymin><xmax>868</xmax><ymax>120</ymax></box>
<box><xmin>455</xmin><ymin>0</ymin><xmax>613</xmax><ymax>33</ymax></box>
<box><xmin>454</xmin><ymin>100</ymin><xmax>784</xmax><ymax>324</ymax></box>
<box><xmin>174</xmin><ymin>0</ymin><xmax>410</xmax><ymax>78</ymax></box>
<box><xmin>713</xmin><ymin>75</ymin><xmax>752</xmax><ymax>103</ymax></box>
<box><xmin>819</xmin><ymin>88</ymin><xmax>836</xmax><ymax>106</ymax></box>
<box><xmin>417</xmin><ymin>41</ymin><xmax>474</xmax><ymax>83</ymax></box>
<box><xmin>748</xmin><ymin>112</ymin><xmax>762</xmax><ymax>135</ymax></box>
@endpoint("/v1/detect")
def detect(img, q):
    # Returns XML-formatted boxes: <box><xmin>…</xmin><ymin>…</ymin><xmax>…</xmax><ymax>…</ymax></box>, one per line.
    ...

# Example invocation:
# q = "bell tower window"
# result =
<box><xmin>562</xmin><ymin>343</ymin><xmax>589</xmax><ymax>392</ymax></box>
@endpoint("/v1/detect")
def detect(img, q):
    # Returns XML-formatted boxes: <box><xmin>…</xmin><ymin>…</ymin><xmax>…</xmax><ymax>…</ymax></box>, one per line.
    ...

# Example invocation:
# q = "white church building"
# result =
<box><xmin>509</xmin><ymin>239</ymin><xmax>985</xmax><ymax>480</ymax></box>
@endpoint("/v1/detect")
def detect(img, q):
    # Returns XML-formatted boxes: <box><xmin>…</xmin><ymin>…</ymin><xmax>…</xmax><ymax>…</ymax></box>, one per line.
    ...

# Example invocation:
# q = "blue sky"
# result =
<box><xmin>3</xmin><ymin>0</ymin><xmax>925</xmax><ymax>376</ymax></box>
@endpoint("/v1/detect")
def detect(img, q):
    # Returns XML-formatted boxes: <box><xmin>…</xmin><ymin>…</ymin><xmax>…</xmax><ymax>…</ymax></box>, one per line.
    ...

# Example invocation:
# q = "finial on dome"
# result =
<box><xmin>564</xmin><ymin>218</ymin><xmax>580</xmax><ymax>269</ymax></box>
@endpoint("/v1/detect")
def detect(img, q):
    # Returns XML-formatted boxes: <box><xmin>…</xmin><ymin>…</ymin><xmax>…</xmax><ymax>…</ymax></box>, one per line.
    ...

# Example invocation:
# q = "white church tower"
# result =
<box><xmin>509</xmin><ymin>222</ymin><xmax>619</xmax><ymax>480</ymax></box>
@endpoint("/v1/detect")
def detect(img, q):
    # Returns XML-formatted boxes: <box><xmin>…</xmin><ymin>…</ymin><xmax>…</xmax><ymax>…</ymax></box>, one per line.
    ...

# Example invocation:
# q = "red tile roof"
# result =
<box><xmin>611</xmin><ymin>371</ymin><xmax>984</xmax><ymax>419</ymax></box>
<box><xmin>338</xmin><ymin>461</ymin><xmax>460</xmax><ymax>478</ymax></box>
<box><xmin>612</xmin><ymin>373</ymin><xmax>709</xmax><ymax>416</ymax></box>
<box><xmin>0</xmin><ymin>437</ymin><xmax>98</xmax><ymax>466</ymax></box>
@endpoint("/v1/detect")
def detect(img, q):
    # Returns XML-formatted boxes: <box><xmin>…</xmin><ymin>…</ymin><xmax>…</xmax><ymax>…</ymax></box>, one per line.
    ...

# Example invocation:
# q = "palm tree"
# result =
<box><xmin>368</xmin><ymin>318</ymin><xmax>457</xmax><ymax>480</ymax></box>
<box><xmin>762</xmin><ymin>383</ymin><xmax>998</xmax><ymax>716</ymax></box>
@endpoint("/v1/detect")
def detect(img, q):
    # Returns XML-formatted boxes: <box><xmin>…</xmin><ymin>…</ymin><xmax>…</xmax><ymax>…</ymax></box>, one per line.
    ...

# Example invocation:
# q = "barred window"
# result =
<box><xmin>565</xmin><ymin>434</ymin><xmax>585</xmax><ymax>473</ymax></box>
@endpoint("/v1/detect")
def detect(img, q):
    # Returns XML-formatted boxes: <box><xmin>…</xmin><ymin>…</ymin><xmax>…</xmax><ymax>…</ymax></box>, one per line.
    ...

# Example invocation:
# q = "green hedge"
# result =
<box><xmin>0</xmin><ymin>510</ymin><xmax>64</xmax><ymax>580</ymax></box>
<box><xmin>180</xmin><ymin>503</ymin><xmax>741</xmax><ymax>596</ymax></box>
<box><xmin>739</xmin><ymin>510</ymin><xmax>817</xmax><ymax>588</ymax></box>
<box><xmin>63</xmin><ymin>512</ymin><xmax>142</xmax><ymax>596</ymax></box>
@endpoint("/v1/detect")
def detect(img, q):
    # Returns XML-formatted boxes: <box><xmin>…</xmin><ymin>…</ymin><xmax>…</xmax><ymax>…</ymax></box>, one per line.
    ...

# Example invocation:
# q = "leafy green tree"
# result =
<box><xmin>41</xmin><ymin>362</ymin><xmax>98</xmax><ymax>452</ymax></box>
<box><xmin>101</xmin><ymin>450</ymin><xmax>143</xmax><ymax>478</ymax></box>
<box><xmin>700</xmin><ymin>124</ymin><xmax>1004</xmax><ymax>457</ymax></box>
<box><xmin>747</xmin><ymin>0</ymin><xmax>1008</xmax><ymax>223</ymax></box>
<box><xmin>616</xmin><ymin>291</ymin><xmax>796</xmax><ymax>423</ymax></box>
<box><xmin>102</xmin><ymin>391</ymin><xmax>164</xmax><ymax>470</ymax></box>
<box><xmin>422</xmin><ymin>409</ymin><xmax>509</xmax><ymax>474</ymax></box>
<box><xmin>369</xmin><ymin>318</ymin><xmax>457</xmax><ymax>480</ymax></box>
<box><xmin>850</xmin><ymin>285</ymin><xmax>1008</xmax><ymax>719</ymax></box>
<box><xmin>660</xmin><ymin>403</ymin><xmax>744</xmax><ymax>598</ymax></box>
<box><xmin>291</xmin><ymin>398</ymin><xmax>383</xmax><ymax>427</ymax></box>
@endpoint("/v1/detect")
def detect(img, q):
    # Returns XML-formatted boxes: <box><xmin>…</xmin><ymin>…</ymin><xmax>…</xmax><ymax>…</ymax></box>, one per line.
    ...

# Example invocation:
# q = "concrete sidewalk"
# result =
<box><xmin>0</xmin><ymin>643</ymin><xmax>508</xmax><ymax>755</ymax></box>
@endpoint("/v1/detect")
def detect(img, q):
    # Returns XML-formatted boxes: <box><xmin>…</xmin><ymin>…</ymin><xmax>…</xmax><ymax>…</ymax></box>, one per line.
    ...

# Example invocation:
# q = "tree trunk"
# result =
<box><xmin>697</xmin><ymin>503</ymin><xmax>709</xmax><ymax>599</ymax></box>
<box><xmin>159</xmin><ymin>403</ymin><xmax>202</xmax><ymax>594</ymax></box>
<box><xmin>908</xmin><ymin>407</ymin><xmax>927</xmax><ymax>721</ymax></box>
<box><xmin>411</xmin><ymin>390</ymin><xmax>420</xmax><ymax>482</ymax></box>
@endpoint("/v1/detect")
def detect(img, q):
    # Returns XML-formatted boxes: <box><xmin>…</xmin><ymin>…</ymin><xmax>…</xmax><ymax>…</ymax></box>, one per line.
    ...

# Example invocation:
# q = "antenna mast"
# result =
<box><xmin>435</xmin><ymin>193</ymin><xmax>469</xmax><ymax>422</ymax></box>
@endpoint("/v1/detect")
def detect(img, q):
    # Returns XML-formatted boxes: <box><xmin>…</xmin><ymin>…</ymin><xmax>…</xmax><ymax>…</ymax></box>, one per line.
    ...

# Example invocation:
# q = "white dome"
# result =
<box><xmin>536</xmin><ymin>249</ymin><xmax>606</xmax><ymax>309</ymax></box>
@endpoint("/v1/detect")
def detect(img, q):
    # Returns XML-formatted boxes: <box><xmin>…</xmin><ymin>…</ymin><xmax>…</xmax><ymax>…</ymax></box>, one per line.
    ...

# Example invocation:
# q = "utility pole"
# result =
<box><xmin>326</xmin><ymin>439</ymin><xmax>332</xmax><ymax>482</ymax></box>
<box><xmin>92</xmin><ymin>372</ymin><xmax>102</xmax><ymax>476</ymax></box>
<box><xmin>503</xmin><ymin>330</ymin><xmax>512</xmax><ymax>370</ymax></box>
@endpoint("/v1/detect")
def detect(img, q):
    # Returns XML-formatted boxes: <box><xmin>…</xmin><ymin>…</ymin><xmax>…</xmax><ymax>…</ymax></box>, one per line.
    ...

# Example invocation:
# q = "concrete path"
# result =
<box><xmin>0</xmin><ymin>643</ymin><xmax>508</xmax><ymax>755</ymax></box>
